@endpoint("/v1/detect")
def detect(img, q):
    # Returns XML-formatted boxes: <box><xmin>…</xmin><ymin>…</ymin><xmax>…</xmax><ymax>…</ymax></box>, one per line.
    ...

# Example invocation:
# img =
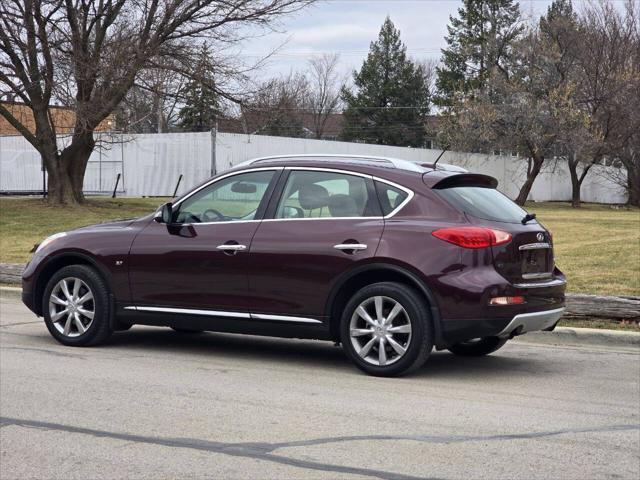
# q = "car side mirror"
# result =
<box><xmin>154</xmin><ymin>202</ymin><xmax>173</xmax><ymax>224</ymax></box>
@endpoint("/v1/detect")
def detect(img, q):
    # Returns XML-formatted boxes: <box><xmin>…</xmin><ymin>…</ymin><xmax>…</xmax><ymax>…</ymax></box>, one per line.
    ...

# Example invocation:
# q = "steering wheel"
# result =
<box><xmin>202</xmin><ymin>208</ymin><xmax>227</xmax><ymax>222</ymax></box>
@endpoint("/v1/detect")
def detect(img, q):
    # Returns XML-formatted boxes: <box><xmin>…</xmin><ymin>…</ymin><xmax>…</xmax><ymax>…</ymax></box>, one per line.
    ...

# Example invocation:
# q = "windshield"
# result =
<box><xmin>435</xmin><ymin>187</ymin><xmax>531</xmax><ymax>224</ymax></box>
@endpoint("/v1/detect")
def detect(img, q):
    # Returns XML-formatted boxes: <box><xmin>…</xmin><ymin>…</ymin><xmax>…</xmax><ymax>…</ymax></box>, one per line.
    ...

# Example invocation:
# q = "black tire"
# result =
<box><xmin>170</xmin><ymin>327</ymin><xmax>204</xmax><ymax>334</ymax></box>
<box><xmin>447</xmin><ymin>337</ymin><xmax>508</xmax><ymax>357</ymax></box>
<box><xmin>340</xmin><ymin>282</ymin><xmax>433</xmax><ymax>377</ymax></box>
<box><xmin>42</xmin><ymin>265</ymin><xmax>113</xmax><ymax>346</ymax></box>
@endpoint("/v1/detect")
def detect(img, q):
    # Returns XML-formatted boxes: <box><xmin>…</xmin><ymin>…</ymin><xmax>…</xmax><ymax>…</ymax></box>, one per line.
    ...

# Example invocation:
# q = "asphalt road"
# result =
<box><xmin>1</xmin><ymin>290</ymin><xmax>639</xmax><ymax>480</ymax></box>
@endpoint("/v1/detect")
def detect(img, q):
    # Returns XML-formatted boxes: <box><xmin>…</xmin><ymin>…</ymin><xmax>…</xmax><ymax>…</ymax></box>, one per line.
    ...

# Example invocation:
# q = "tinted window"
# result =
<box><xmin>375</xmin><ymin>181</ymin><xmax>409</xmax><ymax>216</ymax></box>
<box><xmin>436</xmin><ymin>187</ymin><xmax>530</xmax><ymax>224</ymax></box>
<box><xmin>175</xmin><ymin>171</ymin><xmax>275</xmax><ymax>223</ymax></box>
<box><xmin>276</xmin><ymin>171</ymin><xmax>377</xmax><ymax>219</ymax></box>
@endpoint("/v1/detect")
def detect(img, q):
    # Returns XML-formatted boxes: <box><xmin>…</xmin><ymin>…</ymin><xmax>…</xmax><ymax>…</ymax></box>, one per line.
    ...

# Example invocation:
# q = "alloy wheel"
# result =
<box><xmin>349</xmin><ymin>296</ymin><xmax>412</xmax><ymax>366</ymax></box>
<box><xmin>48</xmin><ymin>277</ymin><xmax>95</xmax><ymax>337</ymax></box>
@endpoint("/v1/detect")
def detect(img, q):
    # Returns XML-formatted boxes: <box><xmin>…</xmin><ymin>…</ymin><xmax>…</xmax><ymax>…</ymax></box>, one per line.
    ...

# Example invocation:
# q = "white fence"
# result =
<box><xmin>0</xmin><ymin>131</ymin><xmax>627</xmax><ymax>203</ymax></box>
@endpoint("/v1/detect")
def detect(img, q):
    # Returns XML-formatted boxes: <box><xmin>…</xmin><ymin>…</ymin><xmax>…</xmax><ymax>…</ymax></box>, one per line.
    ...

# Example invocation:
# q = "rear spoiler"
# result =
<box><xmin>429</xmin><ymin>173</ymin><xmax>498</xmax><ymax>190</ymax></box>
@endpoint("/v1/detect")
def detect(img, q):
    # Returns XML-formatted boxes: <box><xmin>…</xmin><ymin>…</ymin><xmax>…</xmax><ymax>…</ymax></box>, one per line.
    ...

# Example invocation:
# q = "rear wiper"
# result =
<box><xmin>521</xmin><ymin>213</ymin><xmax>536</xmax><ymax>224</ymax></box>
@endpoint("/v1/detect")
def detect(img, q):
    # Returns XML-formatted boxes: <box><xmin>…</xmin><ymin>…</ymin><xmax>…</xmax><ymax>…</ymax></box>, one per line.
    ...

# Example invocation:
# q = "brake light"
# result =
<box><xmin>431</xmin><ymin>227</ymin><xmax>512</xmax><ymax>249</ymax></box>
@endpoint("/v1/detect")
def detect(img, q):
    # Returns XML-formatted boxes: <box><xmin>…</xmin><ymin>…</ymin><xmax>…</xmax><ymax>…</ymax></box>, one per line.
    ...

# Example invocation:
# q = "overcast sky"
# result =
<box><xmin>238</xmin><ymin>0</ymin><xmax>628</xmax><ymax>81</ymax></box>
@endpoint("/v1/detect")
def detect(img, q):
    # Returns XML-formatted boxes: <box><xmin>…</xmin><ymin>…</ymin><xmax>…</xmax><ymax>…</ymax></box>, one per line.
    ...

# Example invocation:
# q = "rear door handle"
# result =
<box><xmin>216</xmin><ymin>244</ymin><xmax>247</xmax><ymax>252</ymax></box>
<box><xmin>333</xmin><ymin>243</ymin><xmax>367</xmax><ymax>251</ymax></box>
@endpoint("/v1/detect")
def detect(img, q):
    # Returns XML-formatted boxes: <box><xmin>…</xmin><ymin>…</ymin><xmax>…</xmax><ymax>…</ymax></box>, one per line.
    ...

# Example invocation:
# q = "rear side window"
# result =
<box><xmin>276</xmin><ymin>170</ymin><xmax>378</xmax><ymax>219</ymax></box>
<box><xmin>375</xmin><ymin>181</ymin><xmax>409</xmax><ymax>216</ymax></box>
<box><xmin>435</xmin><ymin>187</ymin><xmax>530</xmax><ymax>224</ymax></box>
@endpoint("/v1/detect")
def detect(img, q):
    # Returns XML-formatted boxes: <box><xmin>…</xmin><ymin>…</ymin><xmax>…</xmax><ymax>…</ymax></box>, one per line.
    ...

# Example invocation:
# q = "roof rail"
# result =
<box><xmin>233</xmin><ymin>154</ymin><xmax>425</xmax><ymax>172</ymax></box>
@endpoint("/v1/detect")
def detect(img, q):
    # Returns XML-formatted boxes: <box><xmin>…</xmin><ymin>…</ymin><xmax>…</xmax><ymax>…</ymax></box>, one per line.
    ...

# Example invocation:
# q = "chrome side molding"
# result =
<box><xmin>124</xmin><ymin>306</ymin><xmax>322</xmax><ymax>324</ymax></box>
<box><xmin>124</xmin><ymin>306</ymin><xmax>250</xmax><ymax>318</ymax></box>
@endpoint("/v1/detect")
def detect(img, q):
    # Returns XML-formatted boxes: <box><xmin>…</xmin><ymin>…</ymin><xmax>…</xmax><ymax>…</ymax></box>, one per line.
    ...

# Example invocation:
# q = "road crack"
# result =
<box><xmin>2</xmin><ymin>416</ymin><xmax>638</xmax><ymax>480</ymax></box>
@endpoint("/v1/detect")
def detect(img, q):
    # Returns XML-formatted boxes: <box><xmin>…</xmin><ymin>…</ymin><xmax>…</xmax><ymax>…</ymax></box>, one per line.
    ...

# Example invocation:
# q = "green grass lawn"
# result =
<box><xmin>0</xmin><ymin>197</ymin><xmax>164</xmax><ymax>264</ymax></box>
<box><xmin>0</xmin><ymin>197</ymin><xmax>638</xmax><ymax>296</ymax></box>
<box><xmin>525</xmin><ymin>202</ymin><xmax>639</xmax><ymax>297</ymax></box>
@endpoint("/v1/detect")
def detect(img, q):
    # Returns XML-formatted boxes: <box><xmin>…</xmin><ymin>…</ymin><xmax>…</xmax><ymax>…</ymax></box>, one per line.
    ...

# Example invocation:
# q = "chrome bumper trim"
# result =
<box><xmin>497</xmin><ymin>307</ymin><xmax>565</xmax><ymax>338</ymax></box>
<box><xmin>513</xmin><ymin>278</ymin><xmax>566</xmax><ymax>289</ymax></box>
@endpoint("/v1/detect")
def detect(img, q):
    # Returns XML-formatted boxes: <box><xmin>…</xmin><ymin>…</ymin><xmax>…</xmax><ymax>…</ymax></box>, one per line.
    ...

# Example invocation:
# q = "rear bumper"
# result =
<box><xmin>496</xmin><ymin>307</ymin><xmax>565</xmax><ymax>338</ymax></box>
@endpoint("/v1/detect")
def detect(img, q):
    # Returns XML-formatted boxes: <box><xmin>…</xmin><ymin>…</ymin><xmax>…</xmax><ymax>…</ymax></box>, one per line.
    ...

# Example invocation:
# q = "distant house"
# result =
<box><xmin>0</xmin><ymin>101</ymin><xmax>114</xmax><ymax>136</ymax></box>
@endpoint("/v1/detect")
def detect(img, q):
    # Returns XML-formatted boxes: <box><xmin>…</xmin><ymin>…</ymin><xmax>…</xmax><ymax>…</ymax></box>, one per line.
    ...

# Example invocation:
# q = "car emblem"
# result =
<box><xmin>537</xmin><ymin>233</ymin><xmax>544</xmax><ymax>242</ymax></box>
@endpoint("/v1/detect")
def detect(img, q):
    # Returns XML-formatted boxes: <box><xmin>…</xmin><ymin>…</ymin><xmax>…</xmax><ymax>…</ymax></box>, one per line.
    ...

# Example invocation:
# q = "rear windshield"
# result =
<box><xmin>435</xmin><ymin>187</ymin><xmax>531</xmax><ymax>224</ymax></box>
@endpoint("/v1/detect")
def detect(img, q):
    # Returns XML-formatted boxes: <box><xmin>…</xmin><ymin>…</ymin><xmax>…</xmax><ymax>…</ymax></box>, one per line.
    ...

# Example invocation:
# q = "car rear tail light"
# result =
<box><xmin>431</xmin><ymin>227</ymin><xmax>512</xmax><ymax>249</ymax></box>
<box><xmin>489</xmin><ymin>296</ymin><xmax>526</xmax><ymax>306</ymax></box>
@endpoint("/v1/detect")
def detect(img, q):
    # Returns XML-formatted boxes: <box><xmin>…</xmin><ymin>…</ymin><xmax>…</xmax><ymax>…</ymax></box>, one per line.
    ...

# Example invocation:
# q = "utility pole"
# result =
<box><xmin>210</xmin><ymin>120</ymin><xmax>218</xmax><ymax>176</ymax></box>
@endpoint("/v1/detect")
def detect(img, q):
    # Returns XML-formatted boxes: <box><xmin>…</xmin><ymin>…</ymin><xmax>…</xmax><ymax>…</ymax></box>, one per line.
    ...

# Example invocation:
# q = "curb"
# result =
<box><xmin>0</xmin><ymin>286</ymin><xmax>638</xmax><ymax>350</ymax></box>
<box><xmin>514</xmin><ymin>326</ymin><xmax>640</xmax><ymax>350</ymax></box>
<box><xmin>0</xmin><ymin>286</ymin><xmax>22</xmax><ymax>299</ymax></box>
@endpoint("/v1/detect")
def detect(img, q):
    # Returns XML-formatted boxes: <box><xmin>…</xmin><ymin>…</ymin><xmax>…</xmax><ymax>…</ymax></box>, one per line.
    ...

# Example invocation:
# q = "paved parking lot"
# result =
<box><xmin>1</xmin><ymin>291</ymin><xmax>639</xmax><ymax>479</ymax></box>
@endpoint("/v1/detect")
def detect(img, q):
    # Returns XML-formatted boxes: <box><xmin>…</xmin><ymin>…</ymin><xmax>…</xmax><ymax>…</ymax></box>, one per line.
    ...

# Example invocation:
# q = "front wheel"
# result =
<box><xmin>340</xmin><ymin>282</ymin><xmax>433</xmax><ymax>377</ymax></box>
<box><xmin>42</xmin><ymin>265</ymin><xmax>113</xmax><ymax>346</ymax></box>
<box><xmin>447</xmin><ymin>337</ymin><xmax>508</xmax><ymax>357</ymax></box>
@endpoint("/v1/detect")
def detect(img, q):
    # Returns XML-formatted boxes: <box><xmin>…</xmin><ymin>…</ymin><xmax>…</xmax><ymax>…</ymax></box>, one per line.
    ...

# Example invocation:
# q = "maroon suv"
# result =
<box><xmin>22</xmin><ymin>155</ymin><xmax>566</xmax><ymax>376</ymax></box>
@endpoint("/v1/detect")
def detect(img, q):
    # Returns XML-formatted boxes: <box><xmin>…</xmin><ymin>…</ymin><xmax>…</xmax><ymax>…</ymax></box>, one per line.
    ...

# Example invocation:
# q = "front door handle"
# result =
<box><xmin>333</xmin><ymin>243</ymin><xmax>367</xmax><ymax>251</ymax></box>
<box><xmin>216</xmin><ymin>244</ymin><xmax>247</xmax><ymax>252</ymax></box>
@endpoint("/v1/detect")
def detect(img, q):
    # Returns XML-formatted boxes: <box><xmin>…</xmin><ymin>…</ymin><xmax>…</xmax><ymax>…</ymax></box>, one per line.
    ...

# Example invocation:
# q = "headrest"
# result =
<box><xmin>328</xmin><ymin>194</ymin><xmax>360</xmax><ymax>218</ymax></box>
<box><xmin>298</xmin><ymin>183</ymin><xmax>329</xmax><ymax>210</ymax></box>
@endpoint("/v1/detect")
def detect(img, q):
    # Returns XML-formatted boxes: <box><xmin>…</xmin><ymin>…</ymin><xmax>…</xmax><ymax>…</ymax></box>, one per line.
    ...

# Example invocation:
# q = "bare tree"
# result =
<box><xmin>305</xmin><ymin>53</ymin><xmax>343</xmax><ymax>139</ymax></box>
<box><xmin>438</xmin><ymin>24</ymin><xmax>571</xmax><ymax>206</ymax></box>
<box><xmin>564</xmin><ymin>0</ymin><xmax>640</xmax><ymax>206</ymax></box>
<box><xmin>0</xmin><ymin>0</ymin><xmax>315</xmax><ymax>204</ymax></box>
<box><xmin>116</xmin><ymin>65</ymin><xmax>186</xmax><ymax>134</ymax></box>
<box><xmin>241</xmin><ymin>72</ymin><xmax>309</xmax><ymax>137</ymax></box>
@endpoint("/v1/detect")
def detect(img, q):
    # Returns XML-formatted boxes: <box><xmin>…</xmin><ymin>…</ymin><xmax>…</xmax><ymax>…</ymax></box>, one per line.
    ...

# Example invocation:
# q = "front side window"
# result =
<box><xmin>175</xmin><ymin>170</ymin><xmax>275</xmax><ymax>223</ymax></box>
<box><xmin>276</xmin><ymin>170</ymin><xmax>378</xmax><ymax>219</ymax></box>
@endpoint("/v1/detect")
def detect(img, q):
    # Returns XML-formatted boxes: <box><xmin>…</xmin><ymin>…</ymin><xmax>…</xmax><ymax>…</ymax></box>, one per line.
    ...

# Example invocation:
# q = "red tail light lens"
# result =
<box><xmin>432</xmin><ymin>227</ymin><xmax>512</xmax><ymax>249</ymax></box>
<box><xmin>489</xmin><ymin>296</ymin><xmax>526</xmax><ymax>305</ymax></box>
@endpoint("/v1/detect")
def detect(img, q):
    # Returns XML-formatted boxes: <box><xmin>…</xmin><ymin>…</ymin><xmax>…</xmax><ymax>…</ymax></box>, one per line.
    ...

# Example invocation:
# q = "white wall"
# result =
<box><xmin>0</xmin><ymin>131</ymin><xmax>628</xmax><ymax>203</ymax></box>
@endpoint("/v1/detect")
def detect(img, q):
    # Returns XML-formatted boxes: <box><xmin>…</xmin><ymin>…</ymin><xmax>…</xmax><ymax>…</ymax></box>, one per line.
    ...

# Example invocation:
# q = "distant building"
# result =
<box><xmin>217</xmin><ymin>111</ymin><xmax>344</xmax><ymax>141</ymax></box>
<box><xmin>219</xmin><ymin>111</ymin><xmax>441</xmax><ymax>149</ymax></box>
<box><xmin>0</xmin><ymin>101</ymin><xmax>114</xmax><ymax>136</ymax></box>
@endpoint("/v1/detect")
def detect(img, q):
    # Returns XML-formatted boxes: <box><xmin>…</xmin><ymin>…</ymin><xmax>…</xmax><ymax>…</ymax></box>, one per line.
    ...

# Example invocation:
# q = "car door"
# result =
<box><xmin>128</xmin><ymin>168</ymin><xmax>281</xmax><ymax>313</ymax></box>
<box><xmin>248</xmin><ymin>168</ymin><xmax>385</xmax><ymax>320</ymax></box>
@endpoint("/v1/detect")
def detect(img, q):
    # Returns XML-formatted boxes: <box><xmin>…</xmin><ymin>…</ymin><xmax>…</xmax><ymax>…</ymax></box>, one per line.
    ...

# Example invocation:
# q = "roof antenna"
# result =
<box><xmin>432</xmin><ymin>148</ymin><xmax>448</xmax><ymax>169</ymax></box>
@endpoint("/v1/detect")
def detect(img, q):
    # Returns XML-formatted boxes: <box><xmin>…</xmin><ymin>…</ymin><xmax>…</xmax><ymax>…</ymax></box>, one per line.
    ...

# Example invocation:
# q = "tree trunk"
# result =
<box><xmin>515</xmin><ymin>155</ymin><xmax>544</xmax><ymax>206</ymax></box>
<box><xmin>628</xmin><ymin>165</ymin><xmax>640</xmax><ymax>207</ymax></box>
<box><xmin>568</xmin><ymin>156</ymin><xmax>581</xmax><ymax>208</ymax></box>
<box><xmin>45</xmin><ymin>132</ymin><xmax>95</xmax><ymax>205</ymax></box>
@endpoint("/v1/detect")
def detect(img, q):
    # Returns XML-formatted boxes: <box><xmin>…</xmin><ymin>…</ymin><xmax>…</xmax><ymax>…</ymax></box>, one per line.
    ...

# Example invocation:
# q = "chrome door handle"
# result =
<box><xmin>333</xmin><ymin>243</ymin><xmax>367</xmax><ymax>251</ymax></box>
<box><xmin>216</xmin><ymin>244</ymin><xmax>247</xmax><ymax>252</ymax></box>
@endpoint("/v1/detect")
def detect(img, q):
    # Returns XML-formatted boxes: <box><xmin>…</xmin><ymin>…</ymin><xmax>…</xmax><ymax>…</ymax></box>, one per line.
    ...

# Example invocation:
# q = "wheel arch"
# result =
<box><xmin>33</xmin><ymin>252</ymin><xmax>113</xmax><ymax>316</ymax></box>
<box><xmin>325</xmin><ymin>262</ymin><xmax>442</xmax><ymax>344</ymax></box>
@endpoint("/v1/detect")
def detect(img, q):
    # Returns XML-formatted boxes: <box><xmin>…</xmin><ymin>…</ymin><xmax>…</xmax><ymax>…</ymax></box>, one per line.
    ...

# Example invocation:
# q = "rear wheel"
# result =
<box><xmin>340</xmin><ymin>282</ymin><xmax>433</xmax><ymax>377</ymax></box>
<box><xmin>447</xmin><ymin>337</ymin><xmax>508</xmax><ymax>357</ymax></box>
<box><xmin>42</xmin><ymin>265</ymin><xmax>113</xmax><ymax>346</ymax></box>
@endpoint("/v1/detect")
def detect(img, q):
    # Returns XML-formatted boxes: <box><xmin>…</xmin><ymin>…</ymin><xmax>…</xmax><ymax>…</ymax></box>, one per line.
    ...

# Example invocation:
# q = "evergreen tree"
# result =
<box><xmin>178</xmin><ymin>46</ymin><xmax>219</xmax><ymax>132</ymax></box>
<box><xmin>340</xmin><ymin>17</ymin><xmax>430</xmax><ymax>147</ymax></box>
<box><xmin>436</xmin><ymin>0</ymin><xmax>522</xmax><ymax>106</ymax></box>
